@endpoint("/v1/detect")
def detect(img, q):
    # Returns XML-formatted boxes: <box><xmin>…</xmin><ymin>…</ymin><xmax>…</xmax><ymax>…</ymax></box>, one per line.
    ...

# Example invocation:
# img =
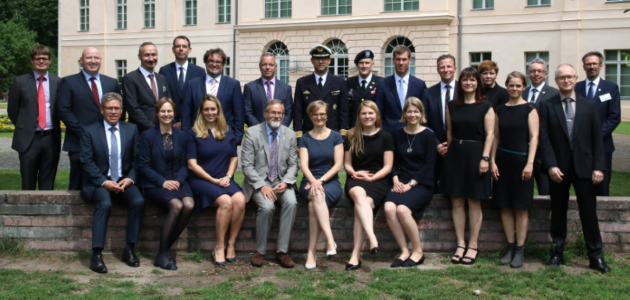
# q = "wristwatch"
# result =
<box><xmin>225</xmin><ymin>174</ymin><xmax>233</xmax><ymax>179</ymax></box>
<box><xmin>319</xmin><ymin>177</ymin><xmax>326</xmax><ymax>183</ymax></box>
<box><xmin>482</xmin><ymin>156</ymin><xmax>490</xmax><ymax>162</ymax></box>
<box><xmin>409</xmin><ymin>181</ymin><xmax>416</xmax><ymax>188</ymax></box>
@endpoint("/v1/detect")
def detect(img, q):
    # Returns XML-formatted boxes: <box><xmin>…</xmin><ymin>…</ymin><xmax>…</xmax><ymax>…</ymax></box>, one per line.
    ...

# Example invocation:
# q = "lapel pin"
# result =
<box><xmin>333</xmin><ymin>104</ymin><xmax>337</xmax><ymax>110</ymax></box>
<box><xmin>599</xmin><ymin>89</ymin><xmax>601</xmax><ymax>92</ymax></box>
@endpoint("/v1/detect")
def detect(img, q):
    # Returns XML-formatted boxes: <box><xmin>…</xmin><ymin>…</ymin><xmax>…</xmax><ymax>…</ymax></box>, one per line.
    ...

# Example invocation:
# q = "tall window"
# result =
<box><xmin>144</xmin><ymin>0</ymin><xmax>155</xmax><ymax>28</ymax></box>
<box><xmin>223</xmin><ymin>58</ymin><xmax>231</xmax><ymax>76</ymax></box>
<box><xmin>384</xmin><ymin>37</ymin><xmax>416</xmax><ymax>77</ymax></box>
<box><xmin>470</xmin><ymin>52</ymin><xmax>492</xmax><ymax>69</ymax></box>
<box><xmin>117</xmin><ymin>0</ymin><xmax>127</xmax><ymax>29</ymax></box>
<box><xmin>525</xmin><ymin>52</ymin><xmax>549</xmax><ymax>85</ymax></box>
<box><xmin>384</xmin><ymin>0</ymin><xmax>419</xmax><ymax>12</ymax></box>
<box><xmin>605</xmin><ymin>50</ymin><xmax>630</xmax><ymax>98</ymax></box>
<box><xmin>265</xmin><ymin>0</ymin><xmax>292</xmax><ymax>18</ymax></box>
<box><xmin>188</xmin><ymin>57</ymin><xmax>197</xmax><ymax>65</ymax></box>
<box><xmin>473</xmin><ymin>0</ymin><xmax>494</xmax><ymax>9</ymax></box>
<box><xmin>267</xmin><ymin>42</ymin><xmax>290</xmax><ymax>84</ymax></box>
<box><xmin>116</xmin><ymin>60</ymin><xmax>127</xmax><ymax>90</ymax></box>
<box><xmin>79</xmin><ymin>0</ymin><xmax>89</xmax><ymax>31</ymax></box>
<box><xmin>321</xmin><ymin>0</ymin><xmax>352</xmax><ymax>16</ymax></box>
<box><xmin>218</xmin><ymin>0</ymin><xmax>231</xmax><ymax>23</ymax></box>
<box><xmin>326</xmin><ymin>39</ymin><xmax>349</xmax><ymax>78</ymax></box>
<box><xmin>185</xmin><ymin>0</ymin><xmax>197</xmax><ymax>25</ymax></box>
<box><xmin>527</xmin><ymin>0</ymin><xmax>550</xmax><ymax>6</ymax></box>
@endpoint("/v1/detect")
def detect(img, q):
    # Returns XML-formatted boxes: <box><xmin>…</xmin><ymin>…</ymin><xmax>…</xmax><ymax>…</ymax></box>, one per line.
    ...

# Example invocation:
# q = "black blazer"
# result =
<box><xmin>522</xmin><ymin>84</ymin><xmax>559</xmax><ymax>108</ymax></box>
<box><xmin>421</xmin><ymin>81</ymin><xmax>457</xmax><ymax>144</ymax></box>
<box><xmin>122</xmin><ymin>68</ymin><xmax>170</xmax><ymax>132</ymax></box>
<box><xmin>375</xmin><ymin>74</ymin><xmax>427</xmax><ymax>134</ymax></box>
<box><xmin>575</xmin><ymin>79</ymin><xmax>621</xmax><ymax>153</ymax></box>
<box><xmin>539</xmin><ymin>94</ymin><xmax>605</xmax><ymax>179</ymax></box>
<box><xmin>243</xmin><ymin>77</ymin><xmax>293</xmax><ymax>127</ymax></box>
<box><xmin>135</xmin><ymin>126</ymin><xmax>188</xmax><ymax>188</ymax></box>
<box><xmin>346</xmin><ymin>74</ymin><xmax>383</xmax><ymax>128</ymax></box>
<box><xmin>57</xmin><ymin>72</ymin><xmax>121</xmax><ymax>153</ymax></box>
<box><xmin>293</xmin><ymin>73</ymin><xmax>349</xmax><ymax>135</ymax></box>
<box><xmin>7</xmin><ymin>72</ymin><xmax>62</xmax><ymax>153</ymax></box>
<box><xmin>79</xmin><ymin>121</ymin><xmax>140</xmax><ymax>200</ymax></box>
<box><xmin>158</xmin><ymin>62</ymin><xmax>206</xmax><ymax>122</ymax></box>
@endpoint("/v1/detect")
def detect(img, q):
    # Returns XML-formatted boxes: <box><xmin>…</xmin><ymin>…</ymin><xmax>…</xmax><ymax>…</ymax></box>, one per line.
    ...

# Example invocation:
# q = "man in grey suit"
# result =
<box><xmin>8</xmin><ymin>45</ymin><xmax>61</xmax><ymax>190</ymax></box>
<box><xmin>241</xmin><ymin>99</ymin><xmax>299</xmax><ymax>268</ymax></box>
<box><xmin>522</xmin><ymin>57</ymin><xmax>559</xmax><ymax>196</ymax></box>
<box><xmin>243</xmin><ymin>53</ymin><xmax>293</xmax><ymax>127</ymax></box>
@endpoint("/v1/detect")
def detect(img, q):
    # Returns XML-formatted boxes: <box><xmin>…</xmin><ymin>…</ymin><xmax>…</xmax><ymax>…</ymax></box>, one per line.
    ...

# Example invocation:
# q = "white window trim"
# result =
<box><xmin>79</xmin><ymin>0</ymin><xmax>89</xmax><ymax>31</ymax></box>
<box><xmin>217</xmin><ymin>0</ymin><xmax>231</xmax><ymax>24</ymax></box>
<box><xmin>605</xmin><ymin>50</ymin><xmax>630</xmax><ymax>99</ymax></box>
<box><xmin>267</xmin><ymin>42</ymin><xmax>290</xmax><ymax>84</ymax></box>
<box><xmin>383</xmin><ymin>0</ymin><xmax>419</xmax><ymax>12</ymax></box>
<box><xmin>264</xmin><ymin>0</ymin><xmax>292</xmax><ymax>19</ymax></box>
<box><xmin>470</xmin><ymin>52</ymin><xmax>492</xmax><ymax>68</ymax></box>
<box><xmin>472</xmin><ymin>0</ymin><xmax>493</xmax><ymax>10</ymax></box>
<box><xmin>116</xmin><ymin>0</ymin><xmax>127</xmax><ymax>30</ymax></box>
<box><xmin>321</xmin><ymin>0</ymin><xmax>352</xmax><ymax>16</ymax></box>
<box><xmin>144</xmin><ymin>0</ymin><xmax>155</xmax><ymax>28</ymax></box>
<box><xmin>185</xmin><ymin>0</ymin><xmax>197</xmax><ymax>26</ymax></box>
<box><xmin>526</xmin><ymin>0</ymin><xmax>551</xmax><ymax>7</ymax></box>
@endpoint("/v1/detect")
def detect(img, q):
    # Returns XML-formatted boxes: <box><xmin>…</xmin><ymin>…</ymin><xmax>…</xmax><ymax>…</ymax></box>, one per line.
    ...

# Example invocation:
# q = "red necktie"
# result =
<box><xmin>90</xmin><ymin>77</ymin><xmax>100</xmax><ymax>108</ymax></box>
<box><xmin>37</xmin><ymin>77</ymin><xmax>46</xmax><ymax>129</ymax></box>
<box><xmin>148</xmin><ymin>74</ymin><xmax>158</xmax><ymax>101</ymax></box>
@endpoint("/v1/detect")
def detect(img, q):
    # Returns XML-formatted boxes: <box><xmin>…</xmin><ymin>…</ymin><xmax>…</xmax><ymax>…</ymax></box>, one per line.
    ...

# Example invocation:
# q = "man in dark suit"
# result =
<box><xmin>575</xmin><ymin>51</ymin><xmax>621</xmax><ymax>197</ymax></box>
<box><xmin>539</xmin><ymin>64</ymin><xmax>609</xmax><ymax>273</ymax></box>
<box><xmin>243</xmin><ymin>53</ymin><xmax>293</xmax><ymax>127</ymax></box>
<box><xmin>421</xmin><ymin>54</ymin><xmax>457</xmax><ymax>193</ymax></box>
<box><xmin>346</xmin><ymin>50</ymin><xmax>383</xmax><ymax>128</ymax></box>
<box><xmin>80</xmin><ymin>92</ymin><xmax>144</xmax><ymax>273</ymax></box>
<box><xmin>158</xmin><ymin>36</ymin><xmax>206</xmax><ymax>129</ymax></box>
<box><xmin>8</xmin><ymin>45</ymin><xmax>61</xmax><ymax>190</ymax></box>
<box><xmin>181</xmin><ymin>48</ymin><xmax>244</xmax><ymax>141</ymax></box>
<box><xmin>523</xmin><ymin>58</ymin><xmax>559</xmax><ymax>196</ymax></box>
<box><xmin>57</xmin><ymin>47</ymin><xmax>122</xmax><ymax>190</ymax></box>
<box><xmin>293</xmin><ymin>44</ymin><xmax>349</xmax><ymax>138</ymax></box>
<box><xmin>123</xmin><ymin>42</ymin><xmax>170</xmax><ymax>132</ymax></box>
<box><xmin>375</xmin><ymin>46</ymin><xmax>427</xmax><ymax>134</ymax></box>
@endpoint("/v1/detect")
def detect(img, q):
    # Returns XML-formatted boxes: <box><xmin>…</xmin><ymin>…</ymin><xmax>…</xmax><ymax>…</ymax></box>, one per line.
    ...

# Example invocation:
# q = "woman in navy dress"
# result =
<box><xmin>384</xmin><ymin>97</ymin><xmax>436</xmax><ymax>268</ymax></box>
<box><xmin>299</xmin><ymin>100</ymin><xmax>344</xmax><ymax>269</ymax></box>
<box><xmin>187</xmin><ymin>94</ymin><xmax>245</xmax><ymax>266</ymax></box>
<box><xmin>137</xmin><ymin>98</ymin><xmax>193</xmax><ymax>270</ymax></box>
<box><xmin>344</xmin><ymin>100</ymin><xmax>393</xmax><ymax>271</ymax></box>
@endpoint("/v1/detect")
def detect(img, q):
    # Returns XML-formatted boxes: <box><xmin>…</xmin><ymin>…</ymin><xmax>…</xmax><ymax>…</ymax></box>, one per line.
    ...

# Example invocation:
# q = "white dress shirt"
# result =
<box><xmin>585</xmin><ymin>77</ymin><xmax>601</xmax><ymax>95</ymax></box>
<box><xmin>528</xmin><ymin>82</ymin><xmax>546</xmax><ymax>102</ymax></box>
<box><xmin>176</xmin><ymin>61</ymin><xmax>189</xmax><ymax>82</ymax></box>
<box><xmin>139</xmin><ymin>66</ymin><xmax>157</xmax><ymax>88</ymax></box>
<box><xmin>314</xmin><ymin>72</ymin><xmax>328</xmax><ymax>86</ymax></box>
<box><xmin>206</xmin><ymin>74</ymin><xmax>222</xmax><ymax>94</ymax></box>
<box><xmin>358</xmin><ymin>73</ymin><xmax>373</xmax><ymax>87</ymax></box>
<box><xmin>440</xmin><ymin>80</ymin><xmax>456</xmax><ymax>125</ymax></box>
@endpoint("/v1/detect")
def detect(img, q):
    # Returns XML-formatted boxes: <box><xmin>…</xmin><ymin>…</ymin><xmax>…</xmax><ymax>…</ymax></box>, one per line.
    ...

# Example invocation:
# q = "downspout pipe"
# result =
<box><xmin>457</xmin><ymin>0</ymin><xmax>462</xmax><ymax>74</ymax></box>
<box><xmin>232</xmin><ymin>0</ymin><xmax>238</xmax><ymax>77</ymax></box>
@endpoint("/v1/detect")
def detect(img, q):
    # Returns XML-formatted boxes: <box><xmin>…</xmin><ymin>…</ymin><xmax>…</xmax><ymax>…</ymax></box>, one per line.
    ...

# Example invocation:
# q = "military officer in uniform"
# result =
<box><xmin>293</xmin><ymin>44</ymin><xmax>349</xmax><ymax>138</ymax></box>
<box><xmin>346</xmin><ymin>50</ymin><xmax>383</xmax><ymax>128</ymax></box>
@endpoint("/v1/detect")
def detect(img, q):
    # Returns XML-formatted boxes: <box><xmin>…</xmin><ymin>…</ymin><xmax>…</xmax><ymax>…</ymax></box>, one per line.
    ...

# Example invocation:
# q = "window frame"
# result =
<box><xmin>321</xmin><ymin>0</ymin><xmax>352</xmax><ymax>16</ymax></box>
<box><xmin>526</xmin><ymin>0</ymin><xmax>551</xmax><ymax>7</ymax></box>
<box><xmin>326</xmin><ymin>39</ymin><xmax>349</xmax><ymax>78</ymax></box>
<box><xmin>217</xmin><ymin>0</ymin><xmax>231</xmax><ymax>23</ymax></box>
<box><xmin>472</xmin><ymin>0</ymin><xmax>494</xmax><ymax>10</ymax></box>
<box><xmin>384</xmin><ymin>37</ymin><xmax>416</xmax><ymax>77</ymax></box>
<box><xmin>144</xmin><ymin>0</ymin><xmax>155</xmax><ymax>28</ymax></box>
<box><xmin>604</xmin><ymin>50</ymin><xmax>630</xmax><ymax>99</ymax></box>
<box><xmin>470</xmin><ymin>52</ymin><xmax>492</xmax><ymax>69</ymax></box>
<box><xmin>188</xmin><ymin>57</ymin><xmax>197</xmax><ymax>65</ymax></box>
<box><xmin>383</xmin><ymin>0</ymin><xmax>419</xmax><ymax>12</ymax></box>
<box><xmin>223</xmin><ymin>57</ymin><xmax>231</xmax><ymax>77</ymax></box>
<box><xmin>267</xmin><ymin>41</ymin><xmax>290</xmax><ymax>84</ymax></box>
<box><xmin>79</xmin><ymin>0</ymin><xmax>89</xmax><ymax>31</ymax></box>
<box><xmin>184</xmin><ymin>0</ymin><xmax>197</xmax><ymax>26</ymax></box>
<box><xmin>116</xmin><ymin>0</ymin><xmax>127</xmax><ymax>30</ymax></box>
<box><xmin>524</xmin><ymin>52</ymin><xmax>550</xmax><ymax>86</ymax></box>
<box><xmin>264</xmin><ymin>0</ymin><xmax>292</xmax><ymax>19</ymax></box>
<box><xmin>116</xmin><ymin>60</ymin><xmax>127</xmax><ymax>91</ymax></box>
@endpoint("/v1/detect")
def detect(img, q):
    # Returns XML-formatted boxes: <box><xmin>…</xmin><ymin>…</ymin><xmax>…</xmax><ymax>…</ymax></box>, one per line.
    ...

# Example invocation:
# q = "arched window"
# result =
<box><xmin>267</xmin><ymin>41</ymin><xmax>290</xmax><ymax>84</ymax></box>
<box><xmin>326</xmin><ymin>39</ymin><xmax>349</xmax><ymax>78</ymax></box>
<box><xmin>384</xmin><ymin>37</ymin><xmax>415</xmax><ymax>77</ymax></box>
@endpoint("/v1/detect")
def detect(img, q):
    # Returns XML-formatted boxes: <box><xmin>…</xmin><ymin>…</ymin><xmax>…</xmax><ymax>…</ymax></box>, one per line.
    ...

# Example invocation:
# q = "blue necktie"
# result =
<box><xmin>398</xmin><ymin>78</ymin><xmax>406</xmax><ymax>108</ymax></box>
<box><xmin>587</xmin><ymin>82</ymin><xmax>595</xmax><ymax>100</ymax></box>
<box><xmin>109</xmin><ymin>127</ymin><xmax>119</xmax><ymax>182</ymax></box>
<box><xmin>178</xmin><ymin>67</ymin><xmax>185</xmax><ymax>89</ymax></box>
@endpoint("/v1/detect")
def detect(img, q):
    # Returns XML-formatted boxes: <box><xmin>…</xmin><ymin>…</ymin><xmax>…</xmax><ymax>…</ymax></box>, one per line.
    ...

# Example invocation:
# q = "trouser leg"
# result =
<box><xmin>595</xmin><ymin>152</ymin><xmax>612</xmax><ymax>196</ymax></box>
<box><xmin>36</xmin><ymin>133</ymin><xmax>58</xmax><ymax>190</ymax></box>
<box><xmin>276</xmin><ymin>187</ymin><xmax>297</xmax><ymax>254</ymax></box>
<box><xmin>572</xmin><ymin>173</ymin><xmax>604</xmax><ymax>259</ymax></box>
<box><xmin>68</xmin><ymin>152</ymin><xmax>83</xmax><ymax>190</ymax></box>
<box><xmin>121</xmin><ymin>185</ymin><xmax>145</xmax><ymax>245</ymax></box>
<box><xmin>91</xmin><ymin>187</ymin><xmax>113</xmax><ymax>249</ymax></box>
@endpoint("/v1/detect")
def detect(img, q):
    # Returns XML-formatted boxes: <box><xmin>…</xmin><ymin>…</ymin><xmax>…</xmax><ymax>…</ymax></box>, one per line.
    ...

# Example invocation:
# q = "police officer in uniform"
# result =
<box><xmin>346</xmin><ymin>50</ymin><xmax>383</xmax><ymax>128</ymax></box>
<box><xmin>293</xmin><ymin>44</ymin><xmax>349</xmax><ymax>138</ymax></box>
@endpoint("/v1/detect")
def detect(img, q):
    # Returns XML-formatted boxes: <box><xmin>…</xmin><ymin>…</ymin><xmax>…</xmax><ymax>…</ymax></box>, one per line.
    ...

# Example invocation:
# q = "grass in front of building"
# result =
<box><xmin>613</xmin><ymin>122</ymin><xmax>630</xmax><ymax>135</ymax></box>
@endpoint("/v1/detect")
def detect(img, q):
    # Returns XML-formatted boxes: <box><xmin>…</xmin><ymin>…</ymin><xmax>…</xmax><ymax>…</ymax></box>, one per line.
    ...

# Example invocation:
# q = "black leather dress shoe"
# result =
<box><xmin>90</xmin><ymin>254</ymin><xmax>108</xmax><ymax>273</ymax></box>
<box><xmin>345</xmin><ymin>260</ymin><xmax>362</xmax><ymax>271</ymax></box>
<box><xmin>589</xmin><ymin>258</ymin><xmax>611</xmax><ymax>273</ymax></box>
<box><xmin>545</xmin><ymin>254</ymin><xmax>565</xmax><ymax>266</ymax></box>
<box><xmin>122</xmin><ymin>248</ymin><xmax>140</xmax><ymax>267</ymax></box>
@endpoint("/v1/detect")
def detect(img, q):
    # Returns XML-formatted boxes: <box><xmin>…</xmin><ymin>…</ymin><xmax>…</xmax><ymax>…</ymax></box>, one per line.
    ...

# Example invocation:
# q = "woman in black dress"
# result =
<box><xmin>490</xmin><ymin>71</ymin><xmax>539</xmax><ymax>268</ymax></box>
<box><xmin>384</xmin><ymin>97</ymin><xmax>436</xmax><ymax>268</ymax></box>
<box><xmin>137</xmin><ymin>98</ymin><xmax>194</xmax><ymax>270</ymax></box>
<box><xmin>440</xmin><ymin>67</ymin><xmax>495</xmax><ymax>265</ymax></box>
<box><xmin>344</xmin><ymin>100</ymin><xmax>394</xmax><ymax>271</ymax></box>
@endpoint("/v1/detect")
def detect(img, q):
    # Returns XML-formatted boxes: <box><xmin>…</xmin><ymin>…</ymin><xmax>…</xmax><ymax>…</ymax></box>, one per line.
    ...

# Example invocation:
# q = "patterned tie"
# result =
<box><xmin>37</xmin><ymin>77</ymin><xmax>46</xmax><ymax>129</ymax></box>
<box><xmin>148</xmin><ymin>74</ymin><xmax>158</xmax><ymax>101</ymax></box>
<box><xmin>90</xmin><ymin>77</ymin><xmax>100</xmax><ymax>108</ymax></box>
<box><xmin>109</xmin><ymin>126</ymin><xmax>120</xmax><ymax>182</ymax></box>
<box><xmin>361</xmin><ymin>79</ymin><xmax>367</xmax><ymax>89</ymax></box>
<box><xmin>178</xmin><ymin>67</ymin><xmax>185</xmax><ymax>89</ymax></box>
<box><xmin>564</xmin><ymin>98</ymin><xmax>575</xmax><ymax>146</ymax></box>
<box><xmin>209</xmin><ymin>78</ymin><xmax>218</xmax><ymax>96</ymax></box>
<box><xmin>268</xmin><ymin>131</ymin><xmax>279</xmax><ymax>182</ymax></box>
<box><xmin>530</xmin><ymin>88</ymin><xmax>538</xmax><ymax>103</ymax></box>
<box><xmin>398</xmin><ymin>78</ymin><xmax>406</xmax><ymax>108</ymax></box>
<box><xmin>587</xmin><ymin>82</ymin><xmax>595</xmax><ymax>100</ymax></box>
<box><xmin>444</xmin><ymin>85</ymin><xmax>451</xmax><ymax>130</ymax></box>
<box><xmin>266</xmin><ymin>80</ymin><xmax>273</xmax><ymax>101</ymax></box>
<box><xmin>318</xmin><ymin>77</ymin><xmax>323</xmax><ymax>91</ymax></box>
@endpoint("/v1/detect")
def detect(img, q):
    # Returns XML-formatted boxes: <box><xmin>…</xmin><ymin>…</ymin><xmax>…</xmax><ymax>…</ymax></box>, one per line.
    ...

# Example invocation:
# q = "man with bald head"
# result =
<box><xmin>57</xmin><ymin>47</ymin><xmax>122</xmax><ymax>190</ymax></box>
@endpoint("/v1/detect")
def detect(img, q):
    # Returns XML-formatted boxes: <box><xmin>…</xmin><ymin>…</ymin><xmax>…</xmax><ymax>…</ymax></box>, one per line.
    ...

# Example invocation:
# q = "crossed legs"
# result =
<box><xmin>348</xmin><ymin>187</ymin><xmax>378</xmax><ymax>265</ymax></box>
<box><xmin>305</xmin><ymin>193</ymin><xmax>336</xmax><ymax>266</ymax></box>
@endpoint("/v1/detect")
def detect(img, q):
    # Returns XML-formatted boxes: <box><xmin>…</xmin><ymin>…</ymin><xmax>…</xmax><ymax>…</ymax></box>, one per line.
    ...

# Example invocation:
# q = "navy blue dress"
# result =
<box><xmin>298</xmin><ymin>131</ymin><xmax>344</xmax><ymax>207</ymax></box>
<box><xmin>187</xmin><ymin>129</ymin><xmax>242</xmax><ymax>212</ymax></box>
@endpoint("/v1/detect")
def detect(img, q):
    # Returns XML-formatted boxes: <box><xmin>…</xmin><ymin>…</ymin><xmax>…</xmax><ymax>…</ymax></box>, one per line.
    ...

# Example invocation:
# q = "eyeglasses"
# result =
<box><xmin>529</xmin><ymin>69</ymin><xmax>546</xmax><ymax>74</ymax></box>
<box><xmin>33</xmin><ymin>57</ymin><xmax>49</xmax><ymax>62</ymax></box>
<box><xmin>556</xmin><ymin>75</ymin><xmax>577</xmax><ymax>81</ymax></box>
<box><xmin>206</xmin><ymin>60</ymin><xmax>223</xmax><ymax>65</ymax></box>
<box><xmin>103</xmin><ymin>107</ymin><xmax>122</xmax><ymax>112</ymax></box>
<box><xmin>266</xmin><ymin>111</ymin><xmax>283</xmax><ymax>116</ymax></box>
<box><xmin>311</xmin><ymin>113</ymin><xmax>327</xmax><ymax>118</ymax></box>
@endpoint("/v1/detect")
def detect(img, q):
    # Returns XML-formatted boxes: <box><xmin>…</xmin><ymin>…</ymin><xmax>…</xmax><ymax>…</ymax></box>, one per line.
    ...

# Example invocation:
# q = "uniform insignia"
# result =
<box><xmin>318</xmin><ymin>47</ymin><xmax>323</xmax><ymax>52</ymax></box>
<box><xmin>366</xmin><ymin>51</ymin><xmax>370</xmax><ymax>58</ymax></box>
<box><xmin>303</xmin><ymin>91</ymin><xmax>311</xmax><ymax>94</ymax></box>
<box><xmin>331</xmin><ymin>90</ymin><xmax>340</xmax><ymax>96</ymax></box>
<box><xmin>371</xmin><ymin>90</ymin><xmax>376</xmax><ymax>94</ymax></box>
<box><xmin>333</xmin><ymin>104</ymin><xmax>337</xmax><ymax>109</ymax></box>
<box><xmin>361</xmin><ymin>99</ymin><xmax>365</xmax><ymax>102</ymax></box>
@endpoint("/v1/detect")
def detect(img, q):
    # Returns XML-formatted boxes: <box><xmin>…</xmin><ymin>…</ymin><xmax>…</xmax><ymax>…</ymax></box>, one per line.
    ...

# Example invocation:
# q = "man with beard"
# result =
<box><xmin>123</xmin><ymin>42</ymin><xmax>171</xmax><ymax>132</ymax></box>
<box><xmin>293</xmin><ymin>44</ymin><xmax>349</xmax><ymax>138</ymax></box>
<box><xmin>575</xmin><ymin>51</ymin><xmax>621</xmax><ymax>196</ymax></box>
<box><xmin>241</xmin><ymin>99</ymin><xmax>299</xmax><ymax>269</ymax></box>
<box><xmin>346</xmin><ymin>50</ymin><xmax>383</xmax><ymax>128</ymax></box>
<box><xmin>158</xmin><ymin>36</ymin><xmax>206</xmax><ymax>129</ymax></box>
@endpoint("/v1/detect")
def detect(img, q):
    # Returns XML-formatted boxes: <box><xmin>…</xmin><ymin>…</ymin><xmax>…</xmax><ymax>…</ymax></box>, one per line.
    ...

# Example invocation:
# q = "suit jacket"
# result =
<box><xmin>135</xmin><ymin>126</ymin><xmax>188</xmax><ymax>188</ymax></box>
<box><xmin>243</xmin><ymin>78</ymin><xmax>293</xmax><ymax>127</ymax></box>
<box><xmin>8</xmin><ymin>72</ymin><xmax>62</xmax><ymax>153</ymax></box>
<box><xmin>522</xmin><ymin>84</ymin><xmax>559</xmax><ymax>108</ymax></box>
<box><xmin>346</xmin><ymin>74</ymin><xmax>383</xmax><ymax>128</ymax></box>
<box><xmin>539</xmin><ymin>94</ymin><xmax>605</xmax><ymax>179</ymax></box>
<box><xmin>79</xmin><ymin>121</ymin><xmax>140</xmax><ymax>200</ymax></box>
<box><xmin>375</xmin><ymin>74</ymin><xmax>427</xmax><ymax>134</ymax></box>
<box><xmin>421</xmin><ymin>81</ymin><xmax>457</xmax><ymax>144</ymax></box>
<box><xmin>240</xmin><ymin>123</ymin><xmax>299</xmax><ymax>202</ymax></box>
<box><xmin>575</xmin><ymin>78</ymin><xmax>621</xmax><ymax>153</ymax></box>
<box><xmin>158</xmin><ymin>62</ymin><xmax>206</xmax><ymax>122</ymax></box>
<box><xmin>122</xmin><ymin>68</ymin><xmax>170</xmax><ymax>132</ymax></box>
<box><xmin>293</xmin><ymin>73</ymin><xmax>349</xmax><ymax>137</ymax></box>
<box><xmin>181</xmin><ymin>75</ymin><xmax>245</xmax><ymax>141</ymax></box>
<box><xmin>57</xmin><ymin>72</ymin><xmax>121</xmax><ymax>153</ymax></box>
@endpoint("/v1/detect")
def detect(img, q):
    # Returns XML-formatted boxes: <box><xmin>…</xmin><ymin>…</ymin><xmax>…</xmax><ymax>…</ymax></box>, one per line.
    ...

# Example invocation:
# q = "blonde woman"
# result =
<box><xmin>187</xmin><ymin>95</ymin><xmax>245</xmax><ymax>266</ymax></box>
<box><xmin>344</xmin><ymin>100</ymin><xmax>393</xmax><ymax>271</ymax></box>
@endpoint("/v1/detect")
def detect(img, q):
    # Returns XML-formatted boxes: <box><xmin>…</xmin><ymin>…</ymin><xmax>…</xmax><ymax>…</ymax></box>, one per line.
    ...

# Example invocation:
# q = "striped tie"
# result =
<box><xmin>209</xmin><ymin>78</ymin><xmax>218</xmax><ymax>96</ymax></box>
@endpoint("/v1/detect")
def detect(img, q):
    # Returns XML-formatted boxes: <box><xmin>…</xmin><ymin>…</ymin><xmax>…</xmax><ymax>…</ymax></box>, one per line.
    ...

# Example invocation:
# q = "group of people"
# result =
<box><xmin>7</xmin><ymin>36</ymin><xmax>619</xmax><ymax>274</ymax></box>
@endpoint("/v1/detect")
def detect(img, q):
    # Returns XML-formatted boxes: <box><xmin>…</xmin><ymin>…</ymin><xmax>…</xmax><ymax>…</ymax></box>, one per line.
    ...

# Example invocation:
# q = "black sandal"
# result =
<box><xmin>461</xmin><ymin>247</ymin><xmax>479</xmax><ymax>265</ymax></box>
<box><xmin>451</xmin><ymin>246</ymin><xmax>466</xmax><ymax>264</ymax></box>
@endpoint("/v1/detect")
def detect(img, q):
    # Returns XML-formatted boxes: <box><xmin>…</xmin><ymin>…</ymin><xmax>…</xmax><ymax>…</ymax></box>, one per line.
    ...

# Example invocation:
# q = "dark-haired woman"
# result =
<box><xmin>440</xmin><ymin>67</ymin><xmax>495</xmax><ymax>265</ymax></box>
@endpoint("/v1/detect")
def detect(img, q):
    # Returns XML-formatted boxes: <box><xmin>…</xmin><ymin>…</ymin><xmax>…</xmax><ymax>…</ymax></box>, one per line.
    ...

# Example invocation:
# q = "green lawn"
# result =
<box><xmin>613</xmin><ymin>122</ymin><xmax>630</xmax><ymax>135</ymax></box>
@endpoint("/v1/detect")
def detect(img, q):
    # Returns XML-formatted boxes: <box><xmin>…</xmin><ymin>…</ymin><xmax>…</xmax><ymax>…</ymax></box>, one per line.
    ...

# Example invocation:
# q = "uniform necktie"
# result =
<box><xmin>210</xmin><ymin>78</ymin><xmax>218</xmax><ymax>96</ymax></box>
<box><xmin>530</xmin><ymin>88</ymin><xmax>538</xmax><ymax>103</ymax></box>
<box><xmin>148</xmin><ymin>74</ymin><xmax>158</xmax><ymax>101</ymax></box>
<box><xmin>587</xmin><ymin>82</ymin><xmax>595</xmax><ymax>100</ymax></box>
<box><xmin>178</xmin><ymin>67</ymin><xmax>185</xmax><ymax>89</ymax></box>
<box><xmin>361</xmin><ymin>79</ymin><xmax>367</xmax><ymax>89</ymax></box>
<box><xmin>318</xmin><ymin>77</ymin><xmax>323</xmax><ymax>91</ymax></box>
<box><xmin>564</xmin><ymin>98</ymin><xmax>575</xmax><ymax>146</ymax></box>
<box><xmin>37</xmin><ymin>77</ymin><xmax>46</xmax><ymax>129</ymax></box>
<box><xmin>90</xmin><ymin>77</ymin><xmax>100</xmax><ymax>108</ymax></box>
<box><xmin>268</xmin><ymin>131</ymin><xmax>279</xmax><ymax>182</ymax></box>
<box><xmin>266</xmin><ymin>80</ymin><xmax>273</xmax><ymax>101</ymax></box>
<box><xmin>109</xmin><ymin>126</ymin><xmax>120</xmax><ymax>182</ymax></box>
<box><xmin>398</xmin><ymin>78</ymin><xmax>406</xmax><ymax>108</ymax></box>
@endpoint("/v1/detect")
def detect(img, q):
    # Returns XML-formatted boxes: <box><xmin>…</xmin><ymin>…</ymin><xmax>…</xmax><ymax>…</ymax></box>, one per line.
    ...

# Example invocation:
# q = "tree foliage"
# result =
<box><xmin>0</xmin><ymin>21</ymin><xmax>39</xmax><ymax>93</ymax></box>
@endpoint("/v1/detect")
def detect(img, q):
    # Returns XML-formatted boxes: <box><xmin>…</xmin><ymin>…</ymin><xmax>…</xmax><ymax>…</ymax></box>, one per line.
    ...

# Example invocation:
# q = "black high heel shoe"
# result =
<box><xmin>369</xmin><ymin>247</ymin><xmax>379</xmax><ymax>255</ymax></box>
<box><xmin>213</xmin><ymin>251</ymin><xmax>227</xmax><ymax>267</ymax></box>
<box><xmin>345</xmin><ymin>260</ymin><xmax>362</xmax><ymax>271</ymax></box>
<box><xmin>451</xmin><ymin>246</ymin><xmax>466</xmax><ymax>264</ymax></box>
<box><xmin>461</xmin><ymin>248</ymin><xmax>479</xmax><ymax>265</ymax></box>
<box><xmin>402</xmin><ymin>255</ymin><xmax>425</xmax><ymax>267</ymax></box>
